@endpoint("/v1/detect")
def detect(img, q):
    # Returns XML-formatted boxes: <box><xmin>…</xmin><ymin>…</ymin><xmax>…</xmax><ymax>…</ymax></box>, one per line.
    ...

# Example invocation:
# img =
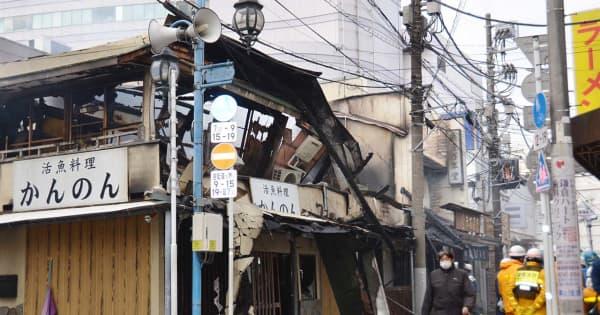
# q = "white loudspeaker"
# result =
<box><xmin>147</xmin><ymin>8</ymin><xmax>222</xmax><ymax>54</ymax></box>
<box><xmin>188</xmin><ymin>8</ymin><xmax>222</xmax><ymax>44</ymax></box>
<box><xmin>148</xmin><ymin>19</ymin><xmax>181</xmax><ymax>54</ymax></box>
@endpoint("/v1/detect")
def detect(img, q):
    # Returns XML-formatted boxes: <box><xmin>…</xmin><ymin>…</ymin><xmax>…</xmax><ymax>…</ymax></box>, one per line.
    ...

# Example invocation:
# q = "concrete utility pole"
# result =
<box><xmin>485</xmin><ymin>14</ymin><xmax>502</xmax><ymax>241</ymax></box>
<box><xmin>409</xmin><ymin>0</ymin><xmax>427</xmax><ymax>311</ymax></box>
<box><xmin>546</xmin><ymin>0</ymin><xmax>584</xmax><ymax>313</ymax></box>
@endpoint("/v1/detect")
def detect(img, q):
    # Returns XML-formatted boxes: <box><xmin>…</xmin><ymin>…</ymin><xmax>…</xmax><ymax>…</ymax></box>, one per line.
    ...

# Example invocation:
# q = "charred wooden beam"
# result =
<box><xmin>63</xmin><ymin>93</ymin><xmax>73</xmax><ymax>142</ymax></box>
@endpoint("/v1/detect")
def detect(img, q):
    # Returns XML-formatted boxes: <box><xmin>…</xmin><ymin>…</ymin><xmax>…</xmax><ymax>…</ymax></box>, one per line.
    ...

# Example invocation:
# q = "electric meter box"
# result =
<box><xmin>192</xmin><ymin>213</ymin><xmax>223</xmax><ymax>252</ymax></box>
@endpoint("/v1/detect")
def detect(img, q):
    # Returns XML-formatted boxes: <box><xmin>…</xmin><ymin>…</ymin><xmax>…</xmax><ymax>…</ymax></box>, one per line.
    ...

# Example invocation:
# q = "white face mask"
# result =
<box><xmin>440</xmin><ymin>260</ymin><xmax>453</xmax><ymax>270</ymax></box>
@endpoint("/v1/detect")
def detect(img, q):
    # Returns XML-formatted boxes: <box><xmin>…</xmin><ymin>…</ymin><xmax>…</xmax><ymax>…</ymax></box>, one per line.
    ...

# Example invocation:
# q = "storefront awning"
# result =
<box><xmin>0</xmin><ymin>200</ymin><xmax>168</xmax><ymax>226</ymax></box>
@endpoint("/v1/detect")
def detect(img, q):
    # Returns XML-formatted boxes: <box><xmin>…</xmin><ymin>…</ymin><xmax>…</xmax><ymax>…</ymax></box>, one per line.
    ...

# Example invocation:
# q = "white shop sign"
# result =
<box><xmin>13</xmin><ymin>148</ymin><xmax>128</xmax><ymax>211</ymax></box>
<box><xmin>249</xmin><ymin>178</ymin><xmax>301</xmax><ymax>218</ymax></box>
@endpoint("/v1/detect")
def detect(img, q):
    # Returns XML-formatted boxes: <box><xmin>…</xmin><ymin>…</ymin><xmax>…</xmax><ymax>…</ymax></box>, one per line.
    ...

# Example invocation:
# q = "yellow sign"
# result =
<box><xmin>515</xmin><ymin>270</ymin><xmax>540</xmax><ymax>287</ymax></box>
<box><xmin>573</xmin><ymin>9</ymin><xmax>600</xmax><ymax>115</ymax></box>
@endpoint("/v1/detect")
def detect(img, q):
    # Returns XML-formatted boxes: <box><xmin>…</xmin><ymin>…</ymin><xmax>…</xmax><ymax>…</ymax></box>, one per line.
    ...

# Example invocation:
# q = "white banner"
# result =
<box><xmin>13</xmin><ymin>148</ymin><xmax>128</xmax><ymax>211</ymax></box>
<box><xmin>447</xmin><ymin>129</ymin><xmax>464</xmax><ymax>184</ymax></box>
<box><xmin>249</xmin><ymin>178</ymin><xmax>301</xmax><ymax>218</ymax></box>
<box><xmin>551</xmin><ymin>156</ymin><xmax>583</xmax><ymax>300</ymax></box>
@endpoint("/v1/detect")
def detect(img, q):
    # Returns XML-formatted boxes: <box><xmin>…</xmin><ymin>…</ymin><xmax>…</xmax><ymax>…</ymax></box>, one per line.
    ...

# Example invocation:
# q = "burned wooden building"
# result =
<box><xmin>0</xmin><ymin>33</ymin><xmax>413</xmax><ymax>315</ymax></box>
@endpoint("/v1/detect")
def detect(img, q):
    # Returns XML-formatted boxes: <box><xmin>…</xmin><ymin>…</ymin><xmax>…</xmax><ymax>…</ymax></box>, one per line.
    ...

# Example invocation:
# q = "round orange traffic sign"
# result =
<box><xmin>210</xmin><ymin>143</ymin><xmax>237</xmax><ymax>170</ymax></box>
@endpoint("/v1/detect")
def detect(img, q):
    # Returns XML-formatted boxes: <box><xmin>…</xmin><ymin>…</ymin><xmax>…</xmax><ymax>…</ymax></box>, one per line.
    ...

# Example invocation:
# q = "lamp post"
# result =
<box><xmin>149</xmin><ymin>2</ymin><xmax>264</xmax><ymax>313</ymax></box>
<box><xmin>191</xmin><ymin>1</ymin><xmax>263</xmax><ymax>314</ymax></box>
<box><xmin>150</xmin><ymin>48</ymin><xmax>180</xmax><ymax>315</ymax></box>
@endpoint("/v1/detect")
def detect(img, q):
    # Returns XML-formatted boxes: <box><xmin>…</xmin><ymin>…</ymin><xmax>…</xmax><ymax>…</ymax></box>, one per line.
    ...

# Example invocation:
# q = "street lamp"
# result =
<box><xmin>232</xmin><ymin>0</ymin><xmax>265</xmax><ymax>49</ymax></box>
<box><xmin>150</xmin><ymin>47</ymin><xmax>180</xmax><ymax>315</ymax></box>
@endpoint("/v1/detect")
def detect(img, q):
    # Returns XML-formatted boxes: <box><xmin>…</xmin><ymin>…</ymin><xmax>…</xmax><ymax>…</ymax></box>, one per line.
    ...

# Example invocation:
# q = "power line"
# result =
<box><xmin>321</xmin><ymin>0</ymin><xmax>403</xmax><ymax>49</ymax></box>
<box><xmin>272</xmin><ymin>0</ymin><xmax>403</xmax><ymax>91</ymax></box>
<box><xmin>432</xmin><ymin>0</ymin><xmax>600</xmax><ymax>27</ymax></box>
<box><xmin>255</xmin><ymin>38</ymin><xmax>407</xmax><ymax>91</ymax></box>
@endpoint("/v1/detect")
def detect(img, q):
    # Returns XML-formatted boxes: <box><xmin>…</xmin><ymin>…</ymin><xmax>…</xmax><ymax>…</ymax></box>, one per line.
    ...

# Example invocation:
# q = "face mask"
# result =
<box><xmin>440</xmin><ymin>260</ymin><xmax>452</xmax><ymax>270</ymax></box>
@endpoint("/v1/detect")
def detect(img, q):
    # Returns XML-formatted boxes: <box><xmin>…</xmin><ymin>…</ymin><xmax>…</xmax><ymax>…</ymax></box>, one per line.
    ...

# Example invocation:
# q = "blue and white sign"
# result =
<box><xmin>535</xmin><ymin>151</ymin><xmax>551</xmax><ymax>192</ymax></box>
<box><xmin>533</xmin><ymin>93</ymin><xmax>547</xmax><ymax>129</ymax></box>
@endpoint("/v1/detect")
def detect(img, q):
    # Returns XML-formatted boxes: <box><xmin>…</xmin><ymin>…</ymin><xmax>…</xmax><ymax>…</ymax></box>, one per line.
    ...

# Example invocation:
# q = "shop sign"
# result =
<box><xmin>250</xmin><ymin>178</ymin><xmax>301</xmax><ymax>218</ymax></box>
<box><xmin>13</xmin><ymin>148</ymin><xmax>128</xmax><ymax>211</ymax></box>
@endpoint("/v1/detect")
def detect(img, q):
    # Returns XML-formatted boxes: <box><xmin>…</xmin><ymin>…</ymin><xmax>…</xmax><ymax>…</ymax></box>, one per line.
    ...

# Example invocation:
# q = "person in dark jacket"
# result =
<box><xmin>422</xmin><ymin>251</ymin><xmax>476</xmax><ymax>315</ymax></box>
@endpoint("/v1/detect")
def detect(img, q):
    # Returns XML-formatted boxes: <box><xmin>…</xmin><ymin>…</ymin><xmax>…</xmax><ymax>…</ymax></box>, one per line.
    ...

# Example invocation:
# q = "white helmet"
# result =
<box><xmin>526</xmin><ymin>248</ymin><xmax>543</xmax><ymax>260</ymax></box>
<box><xmin>464</xmin><ymin>263</ymin><xmax>473</xmax><ymax>272</ymax></box>
<box><xmin>508</xmin><ymin>245</ymin><xmax>526</xmax><ymax>258</ymax></box>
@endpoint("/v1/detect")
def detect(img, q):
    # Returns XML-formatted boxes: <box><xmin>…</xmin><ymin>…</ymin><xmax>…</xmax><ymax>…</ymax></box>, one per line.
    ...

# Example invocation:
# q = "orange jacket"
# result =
<box><xmin>584</xmin><ymin>287</ymin><xmax>598</xmax><ymax>313</ymax></box>
<box><xmin>497</xmin><ymin>258</ymin><xmax>523</xmax><ymax>314</ymax></box>
<box><xmin>514</xmin><ymin>261</ymin><xmax>546</xmax><ymax>315</ymax></box>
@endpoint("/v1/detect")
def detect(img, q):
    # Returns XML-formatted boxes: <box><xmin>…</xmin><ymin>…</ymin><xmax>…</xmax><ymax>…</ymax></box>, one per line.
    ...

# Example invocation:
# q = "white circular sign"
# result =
<box><xmin>211</xmin><ymin>95</ymin><xmax>237</xmax><ymax>122</ymax></box>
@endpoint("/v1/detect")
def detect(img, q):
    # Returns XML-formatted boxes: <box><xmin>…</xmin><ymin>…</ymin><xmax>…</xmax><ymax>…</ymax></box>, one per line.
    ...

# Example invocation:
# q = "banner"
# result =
<box><xmin>573</xmin><ymin>9</ymin><xmax>600</xmax><ymax>115</ymax></box>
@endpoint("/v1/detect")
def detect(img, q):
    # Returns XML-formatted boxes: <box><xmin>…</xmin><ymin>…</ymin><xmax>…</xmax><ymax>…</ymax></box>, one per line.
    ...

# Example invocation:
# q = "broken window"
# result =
<box><xmin>299</xmin><ymin>254</ymin><xmax>317</xmax><ymax>300</ymax></box>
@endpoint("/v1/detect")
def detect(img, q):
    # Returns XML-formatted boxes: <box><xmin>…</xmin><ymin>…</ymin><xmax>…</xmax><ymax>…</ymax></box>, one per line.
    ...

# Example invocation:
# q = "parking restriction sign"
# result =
<box><xmin>210</xmin><ymin>170</ymin><xmax>237</xmax><ymax>199</ymax></box>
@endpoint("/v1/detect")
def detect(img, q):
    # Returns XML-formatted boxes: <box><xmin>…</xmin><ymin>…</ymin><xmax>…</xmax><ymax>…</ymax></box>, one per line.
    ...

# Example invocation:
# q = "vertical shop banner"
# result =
<box><xmin>573</xmin><ymin>9</ymin><xmax>600</xmax><ymax>115</ymax></box>
<box><xmin>551</xmin><ymin>157</ymin><xmax>583</xmax><ymax>300</ymax></box>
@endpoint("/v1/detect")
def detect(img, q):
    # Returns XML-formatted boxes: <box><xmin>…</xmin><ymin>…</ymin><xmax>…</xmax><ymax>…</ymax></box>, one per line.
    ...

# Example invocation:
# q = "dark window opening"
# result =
<box><xmin>299</xmin><ymin>254</ymin><xmax>317</xmax><ymax>300</ymax></box>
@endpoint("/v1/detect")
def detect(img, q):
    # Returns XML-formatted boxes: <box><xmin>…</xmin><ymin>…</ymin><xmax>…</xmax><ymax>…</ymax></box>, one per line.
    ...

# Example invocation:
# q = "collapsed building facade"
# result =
<box><xmin>0</xmin><ymin>31</ymin><xmax>414</xmax><ymax>315</ymax></box>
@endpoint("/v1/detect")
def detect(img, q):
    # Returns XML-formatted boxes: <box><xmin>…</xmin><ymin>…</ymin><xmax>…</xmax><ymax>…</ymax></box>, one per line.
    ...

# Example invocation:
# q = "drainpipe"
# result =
<box><xmin>410</xmin><ymin>249</ymin><xmax>416</xmax><ymax>314</ymax></box>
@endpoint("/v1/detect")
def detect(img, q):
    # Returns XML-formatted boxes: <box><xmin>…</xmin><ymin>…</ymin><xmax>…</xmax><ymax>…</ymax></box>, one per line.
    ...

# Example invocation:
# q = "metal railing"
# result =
<box><xmin>0</xmin><ymin>127</ymin><xmax>141</xmax><ymax>161</ymax></box>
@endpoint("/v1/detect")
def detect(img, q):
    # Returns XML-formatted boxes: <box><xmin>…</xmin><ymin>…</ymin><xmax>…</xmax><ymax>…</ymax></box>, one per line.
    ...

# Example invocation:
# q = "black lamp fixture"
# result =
<box><xmin>232</xmin><ymin>0</ymin><xmax>265</xmax><ymax>49</ymax></box>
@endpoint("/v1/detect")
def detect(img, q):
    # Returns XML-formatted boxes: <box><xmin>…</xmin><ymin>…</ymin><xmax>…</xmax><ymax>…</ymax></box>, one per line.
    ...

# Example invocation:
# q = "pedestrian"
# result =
<box><xmin>497</xmin><ymin>245</ymin><xmax>526</xmax><ymax>315</ymax></box>
<box><xmin>513</xmin><ymin>248</ymin><xmax>545</xmax><ymax>315</ymax></box>
<box><xmin>422</xmin><ymin>250</ymin><xmax>476</xmax><ymax>315</ymax></box>
<box><xmin>464</xmin><ymin>263</ymin><xmax>481</xmax><ymax>315</ymax></box>
<box><xmin>583</xmin><ymin>266</ymin><xmax>598</xmax><ymax>314</ymax></box>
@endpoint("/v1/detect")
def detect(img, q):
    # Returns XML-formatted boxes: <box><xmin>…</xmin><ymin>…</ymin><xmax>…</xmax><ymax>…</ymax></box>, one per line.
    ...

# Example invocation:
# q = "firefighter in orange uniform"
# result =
<box><xmin>513</xmin><ymin>248</ymin><xmax>545</xmax><ymax>315</ymax></box>
<box><xmin>498</xmin><ymin>245</ymin><xmax>526</xmax><ymax>315</ymax></box>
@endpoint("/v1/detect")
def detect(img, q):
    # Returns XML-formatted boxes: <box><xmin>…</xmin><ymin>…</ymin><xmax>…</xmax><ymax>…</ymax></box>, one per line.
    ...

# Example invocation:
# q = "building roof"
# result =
<box><xmin>441</xmin><ymin>202</ymin><xmax>489</xmax><ymax>217</ymax></box>
<box><xmin>0</xmin><ymin>37</ymin><xmax>46</xmax><ymax>63</ymax></box>
<box><xmin>0</xmin><ymin>36</ymin><xmax>149</xmax><ymax>82</ymax></box>
<box><xmin>0</xmin><ymin>200</ymin><xmax>167</xmax><ymax>226</ymax></box>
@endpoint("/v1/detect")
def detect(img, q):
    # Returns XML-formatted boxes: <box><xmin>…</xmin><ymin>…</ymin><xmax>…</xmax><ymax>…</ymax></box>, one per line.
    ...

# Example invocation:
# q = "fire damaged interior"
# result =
<box><xmin>0</xmin><ymin>23</ymin><xmax>414</xmax><ymax>315</ymax></box>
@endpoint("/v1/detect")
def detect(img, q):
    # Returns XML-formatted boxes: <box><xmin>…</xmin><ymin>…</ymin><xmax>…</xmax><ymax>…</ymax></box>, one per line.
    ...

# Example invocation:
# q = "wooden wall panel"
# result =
<box><xmin>320</xmin><ymin>258</ymin><xmax>340</xmax><ymax>315</ymax></box>
<box><xmin>25</xmin><ymin>215</ymin><xmax>152</xmax><ymax>315</ymax></box>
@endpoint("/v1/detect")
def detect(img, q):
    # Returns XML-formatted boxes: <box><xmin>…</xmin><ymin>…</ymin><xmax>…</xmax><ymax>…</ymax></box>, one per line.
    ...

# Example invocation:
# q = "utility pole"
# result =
<box><xmin>409</xmin><ymin>0</ymin><xmax>426</xmax><ymax>312</ymax></box>
<box><xmin>485</xmin><ymin>14</ymin><xmax>502</xmax><ymax>243</ymax></box>
<box><xmin>546</xmin><ymin>0</ymin><xmax>584</xmax><ymax>313</ymax></box>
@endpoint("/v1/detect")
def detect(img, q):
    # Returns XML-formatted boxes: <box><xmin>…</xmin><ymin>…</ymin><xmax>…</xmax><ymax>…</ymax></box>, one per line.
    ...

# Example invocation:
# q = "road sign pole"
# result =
<box><xmin>533</xmin><ymin>35</ymin><xmax>559</xmax><ymax>315</ymax></box>
<box><xmin>227</xmin><ymin>197</ymin><xmax>234</xmax><ymax>315</ymax></box>
<box><xmin>192</xmin><ymin>1</ymin><xmax>206</xmax><ymax>315</ymax></box>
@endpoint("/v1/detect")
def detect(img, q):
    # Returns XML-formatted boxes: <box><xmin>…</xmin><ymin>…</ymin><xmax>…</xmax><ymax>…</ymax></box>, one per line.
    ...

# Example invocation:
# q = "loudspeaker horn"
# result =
<box><xmin>186</xmin><ymin>8</ymin><xmax>222</xmax><ymax>43</ymax></box>
<box><xmin>148</xmin><ymin>19</ymin><xmax>180</xmax><ymax>54</ymax></box>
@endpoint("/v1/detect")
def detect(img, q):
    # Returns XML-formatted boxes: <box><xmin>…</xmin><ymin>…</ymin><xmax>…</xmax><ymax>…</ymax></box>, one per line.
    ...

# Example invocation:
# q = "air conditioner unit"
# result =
<box><xmin>272</xmin><ymin>166</ymin><xmax>304</xmax><ymax>184</ymax></box>
<box><xmin>287</xmin><ymin>135</ymin><xmax>323</xmax><ymax>172</ymax></box>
